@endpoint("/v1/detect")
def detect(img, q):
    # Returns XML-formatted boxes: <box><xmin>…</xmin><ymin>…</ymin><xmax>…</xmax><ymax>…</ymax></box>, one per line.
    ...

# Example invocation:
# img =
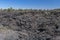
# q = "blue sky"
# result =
<box><xmin>0</xmin><ymin>0</ymin><xmax>60</xmax><ymax>9</ymax></box>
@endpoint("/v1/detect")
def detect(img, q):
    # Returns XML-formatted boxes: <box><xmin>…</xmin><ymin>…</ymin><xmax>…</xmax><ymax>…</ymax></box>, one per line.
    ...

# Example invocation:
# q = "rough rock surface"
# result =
<box><xmin>0</xmin><ymin>10</ymin><xmax>60</xmax><ymax>40</ymax></box>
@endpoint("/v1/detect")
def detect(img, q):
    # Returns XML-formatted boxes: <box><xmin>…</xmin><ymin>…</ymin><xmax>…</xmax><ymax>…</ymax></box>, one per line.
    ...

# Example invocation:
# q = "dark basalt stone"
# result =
<box><xmin>0</xmin><ymin>9</ymin><xmax>59</xmax><ymax>40</ymax></box>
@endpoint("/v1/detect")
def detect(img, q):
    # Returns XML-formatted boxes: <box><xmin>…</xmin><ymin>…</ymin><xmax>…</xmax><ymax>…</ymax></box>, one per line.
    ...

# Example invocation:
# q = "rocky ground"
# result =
<box><xmin>0</xmin><ymin>10</ymin><xmax>60</xmax><ymax>40</ymax></box>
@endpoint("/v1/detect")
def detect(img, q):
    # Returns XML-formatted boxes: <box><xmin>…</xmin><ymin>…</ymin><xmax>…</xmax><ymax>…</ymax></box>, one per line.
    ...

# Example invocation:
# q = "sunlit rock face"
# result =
<box><xmin>0</xmin><ymin>24</ymin><xmax>19</xmax><ymax>40</ymax></box>
<box><xmin>0</xmin><ymin>30</ymin><xmax>18</xmax><ymax>40</ymax></box>
<box><xmin>0</xmin><ymin>10</ymin><xmax>60</xmax><ymax>40</ymax></box>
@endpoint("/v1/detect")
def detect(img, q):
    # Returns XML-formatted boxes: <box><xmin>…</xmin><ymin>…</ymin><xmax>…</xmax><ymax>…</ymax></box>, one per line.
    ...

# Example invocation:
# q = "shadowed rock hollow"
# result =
<box><xmin>0</xmin><ymin>9</ymin><xmax>60</xmax><ymax>40</ymax></box>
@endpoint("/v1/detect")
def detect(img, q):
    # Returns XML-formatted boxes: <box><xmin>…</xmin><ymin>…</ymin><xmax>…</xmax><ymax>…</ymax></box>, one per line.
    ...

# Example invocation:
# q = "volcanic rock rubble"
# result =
<box><xmin>0</xmin><ymin>11</ymin><xmax>60</xmax><ymax>40</ymax></box>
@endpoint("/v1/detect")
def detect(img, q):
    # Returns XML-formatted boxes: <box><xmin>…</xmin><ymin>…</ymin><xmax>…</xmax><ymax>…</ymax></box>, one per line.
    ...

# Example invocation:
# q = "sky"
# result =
<box><xmin>0</xmin><ymin>0</ymin><xmax>60</xmax><ymax>9</ymax></box>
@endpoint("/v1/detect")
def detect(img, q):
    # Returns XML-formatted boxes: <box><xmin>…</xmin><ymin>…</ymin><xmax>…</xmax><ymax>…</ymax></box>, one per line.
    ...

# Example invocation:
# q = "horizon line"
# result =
<box><xmin>0</xmin><ymin>7</ymin><xmax>60</xmax><ymax>10</ymax></box>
